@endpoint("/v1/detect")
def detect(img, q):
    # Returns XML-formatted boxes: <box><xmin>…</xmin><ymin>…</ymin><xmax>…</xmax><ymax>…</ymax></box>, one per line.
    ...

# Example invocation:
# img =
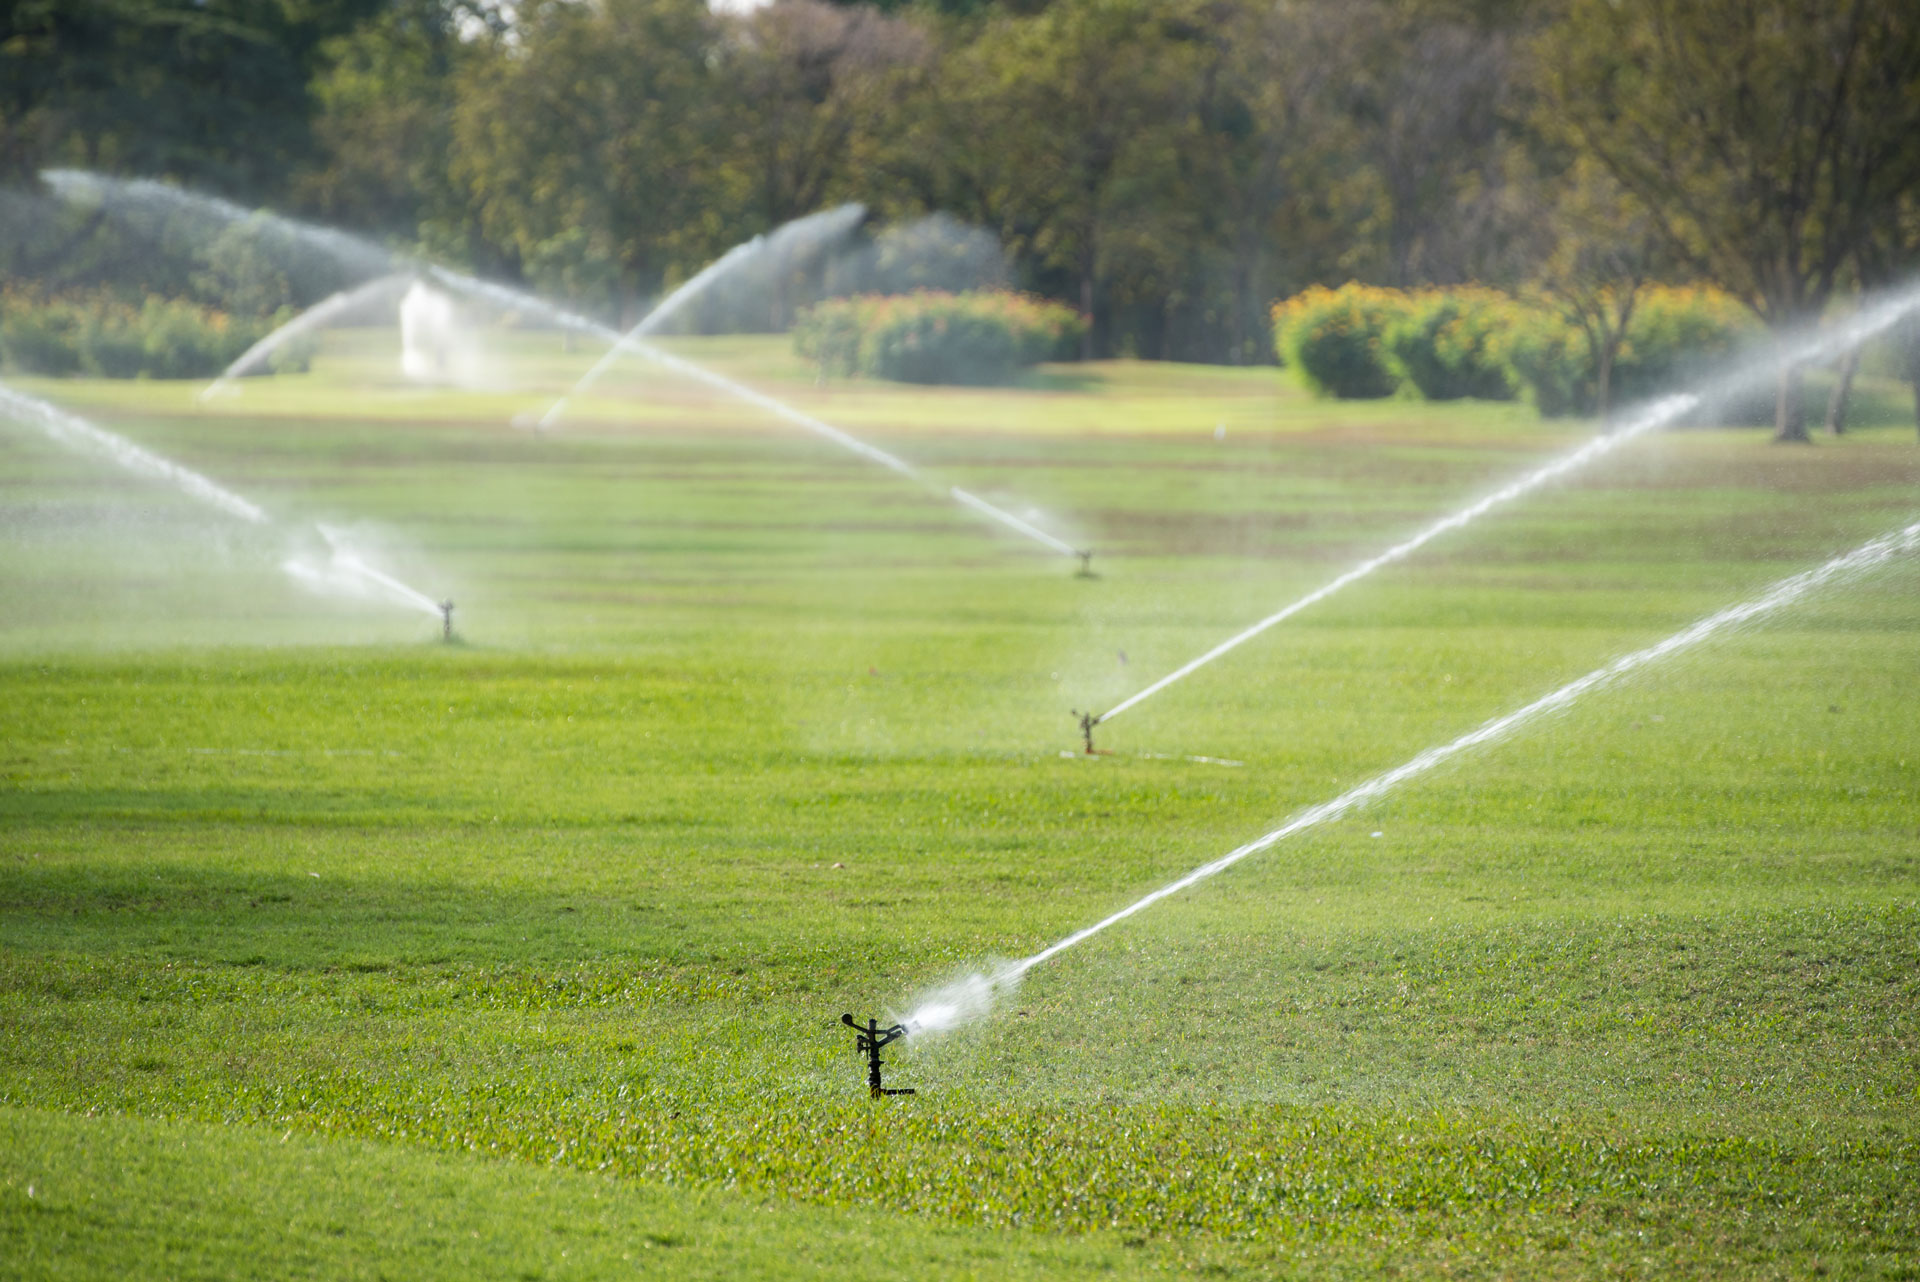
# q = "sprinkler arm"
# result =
<box><xmin>1072</xmin><ymin>709</ymin><xmax>1100</xmax><ymax>754</ymax></box>
<box><xmin>841</xmin><ymin>1013</ymin><xmax>915</xmax><ymax>1097</ymax></box>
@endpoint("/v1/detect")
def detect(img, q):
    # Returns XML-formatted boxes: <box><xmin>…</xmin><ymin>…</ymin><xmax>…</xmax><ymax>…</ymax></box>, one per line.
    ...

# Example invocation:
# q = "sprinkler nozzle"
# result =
<box><xmin>1075</xmin><ymin>549</ymin><xmax>1097</xmax><ymax>578</ymax></box>
<box><xmin>439</xmin><ymin>599</ymin><xmax>454</xmax><ymax>642</ymax></box>
<box><xmin>841</xmin><ymin>1013</ymin><xmax>915</xmax><ymax>1098</ymax></box>
<box><xmin>1072</xmin><ymin>709</ymin><xmax>1100</xmax><ymax>755</ymax></box>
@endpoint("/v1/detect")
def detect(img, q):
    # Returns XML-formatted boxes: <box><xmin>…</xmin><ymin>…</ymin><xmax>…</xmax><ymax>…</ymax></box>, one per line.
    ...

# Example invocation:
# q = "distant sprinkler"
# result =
<box><xmin>1072</xmin><ymin>709</ymin><xmax>1100</xmax><ymax>755</ymax></box>
<box><xmin>1075</xmin><ymin>549</ymin><xmax>1097</xmax><ymax>578</ymax></box>
<box><xmin>439</xmin><ymin>599</ymin><xmax>454</xmax><ymax>642</ymax></box>
<box><xmin>840</xmin><ymin>1014</ymin><xmax>916</xmax><ymax>1098</ymax></box>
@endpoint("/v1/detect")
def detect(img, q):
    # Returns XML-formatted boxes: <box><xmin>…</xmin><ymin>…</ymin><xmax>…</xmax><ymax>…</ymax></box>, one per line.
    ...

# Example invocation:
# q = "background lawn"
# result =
<box><xmin>2</xmin><ymin>334</ymin><xmax>1916</xmax><ymax>1279</ymax></box>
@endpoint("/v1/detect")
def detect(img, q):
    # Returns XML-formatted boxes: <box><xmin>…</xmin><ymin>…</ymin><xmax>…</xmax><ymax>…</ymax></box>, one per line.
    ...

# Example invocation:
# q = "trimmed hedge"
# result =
<box><xmin>1384</xmin><ymin>289</ymin><xmax>1519</xmax><ymax>401</ymax></box>
<box><xmin>0</xmin><ymin>291</ymin><xmax>300</xmax><ymax>380</ymax></box>
<box><xmin>1272</xmin><ymin>282</ymin><xmax>1758</xmax><ymax>415</ymax></box>
<box><xmin>794</xmin><ymin>291</ymin><xmax>1084</xmax><ymax>385</ymax></box>
<box><xmin>1271</xmin><ymin>284</ymin><xmax>1405</xmax><ymax>399</ymax></box>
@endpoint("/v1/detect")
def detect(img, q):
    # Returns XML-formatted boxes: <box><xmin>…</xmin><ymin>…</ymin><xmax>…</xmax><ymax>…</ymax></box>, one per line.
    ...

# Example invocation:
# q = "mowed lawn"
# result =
<box><xmin>2</xmin><ymin>334</ymin><xmax>1917</xmax><ymax>1279</ymax></box>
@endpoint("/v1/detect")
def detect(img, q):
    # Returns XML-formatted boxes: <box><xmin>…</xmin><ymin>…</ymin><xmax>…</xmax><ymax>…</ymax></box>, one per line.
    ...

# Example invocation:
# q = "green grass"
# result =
<box><xmin>2</xmin><ymin>334</ymin><xmax>1917</xmax><ymax>1278</ymax></box>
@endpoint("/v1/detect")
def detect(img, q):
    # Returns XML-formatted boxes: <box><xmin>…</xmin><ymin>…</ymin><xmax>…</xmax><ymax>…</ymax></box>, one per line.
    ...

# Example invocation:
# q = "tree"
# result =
<box><xmin>707</xmin><ymin>0</ymin><xmax>928</xmax><ymax>325</ymax></box>
<box><xmin>0</xmin><ymin>0</ymin><xmax>388</xmax><ymax>200</ymax></box>
<box><xmin>444</xmin><ymin>0</ymin><xmax>720</xmax><ymax>320</ymax></box>
<box><xmin>1535</xmin><ymin>0</ymin><xmax>1920</xmax><ymax>441</ymax></box>
<box><xmin>1156</xmin><ymin>1</ymin><xmax>1367</xmax><ymax>364</ymax></box>
<box><xmin>913</xmin><ymin>0</ymin><xmax>1199</xmax><ymax>358</ymax></box>
<box><xmin>1527</xmin><ymin>155</ymin><xmax>1668</xmax><ymax>419</ymax></box>
<box><xmin>295</xmin><ymin>0</ymin><xmax>481</xmax><ymax>245</ymax></box>
<box><xmin>1854</xmin><ymin>193</ymin><xmax>1920</xmax><ymax>440</ymax></box>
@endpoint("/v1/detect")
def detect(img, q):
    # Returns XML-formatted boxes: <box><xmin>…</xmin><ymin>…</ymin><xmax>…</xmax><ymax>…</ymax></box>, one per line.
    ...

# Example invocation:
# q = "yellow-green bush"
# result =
<box><xmin>1384</xmin><ymin>289</ymin><xmax>1519</xmax><ymax>401</ymax></box>
<box><xmin>1271</xmin><ymin>284</ymin><xmax>1407</xmax><ymax>399</ymax></box>
<box><xmin>794</xmin><ymin>291</ymin><xmax>1084</xmax><ymax>385</ymax></box>
<box><xmin>1272</xmin><ymin>282</ymin><xmax>1759</xmax><ymax>414</ymax></box>
<box><xmin>1500</xmin><ymin>286</ymin><xmax>1759</xmax><ymax>417</ymax></box>
<box><xmin>0</xmin><ymin>291</ymin><xmax>296</xmax><ymax>380</ymax></box>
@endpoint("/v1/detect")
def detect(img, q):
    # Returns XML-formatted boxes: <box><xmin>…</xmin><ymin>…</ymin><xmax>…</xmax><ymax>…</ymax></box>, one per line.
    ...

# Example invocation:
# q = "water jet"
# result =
<box><xmin>918</xmin><ymin>515</ymin><xmax>1920</xmax><ymax>1033</ymax></box>
<box><xmin>1084</xmin><ymin>282</ymin><xmax>1920</xmax><ymax>742</ymax></box>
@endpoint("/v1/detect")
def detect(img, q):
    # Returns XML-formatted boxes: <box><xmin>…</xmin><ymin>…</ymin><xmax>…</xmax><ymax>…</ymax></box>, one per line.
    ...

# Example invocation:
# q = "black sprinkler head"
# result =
<box><xmin>439</xmin><ymin>599</ymin><xmax>455</xmax><ymax>641</ymax></box>
<box><xmin>841</xmin><ymin>1013</ymin><xmax>915</xmax><ymax>1098</ymax></box>
<box><xmin>1075</xmin><ymin>549</ymin><xmax>1097</xmax><ymax>578</ymax></box>
<box><xmin>1072</xmin><ymin>709</ymin><xmax>1099</xmax><ymax>755</ymax></box>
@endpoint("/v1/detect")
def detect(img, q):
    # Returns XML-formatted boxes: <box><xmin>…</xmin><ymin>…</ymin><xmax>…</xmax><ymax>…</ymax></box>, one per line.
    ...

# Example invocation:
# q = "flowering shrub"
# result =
<box><xmin>1270</xmin><ymin>284</ymin><xmax>1407</xmax><ymax>399</ymax></box>
<box><xmin>1273</xmin><ymin>282</ymin><xmax>1757</xmax><ymax>414</ymax></box>
<box><xmin>1383</xmin><ymin>289</ymin><xmax>1519</xmax><ymax>401</ymax></box>
<box><xmin>1499</xmin><ymin>286</ymin><xmax>1759</xmax><ymax>417</ymax></box>
<box><xmin>0</xmin><ymin>291</ymin><xmax>297</xmax><ymax>380</ymax></box>
<box><xmin>794</xmin><ymin>291</ymin><xmax>1085</xmax><ymax>385</ymax></box>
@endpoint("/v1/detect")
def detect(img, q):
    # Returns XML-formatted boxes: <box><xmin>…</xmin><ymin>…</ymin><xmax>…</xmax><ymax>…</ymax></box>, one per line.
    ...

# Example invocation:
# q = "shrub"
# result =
<box><xmin>0</xmin><ymin>294</ymin><xmax>83</xmax><ymax>375</ymax></box>
<box><xmin>1611</xmin><ymin>286</ymin><xmax>1758</xmax><ymax>406</ymax></box>
<box><xmin>1498</xmin><ymin>286</ymin><xmax>1759</xmax><ymax>418</ymax></box>
<box><xmin>1497</xmin><ymin>310</ymin><xmax>1593</xmax><ymax>417</ymax></box>
<box><xmin>792</xmin><ymin>298</ymin><xmax>869</xmax><ymax>378</ymax></box>
<box><xmin>1384</xmin><ymin>290</ymin><xmax>1518</xmax><ymax>401</ymax></box>
<box><xmin>794</xmin><ymin>291</ymin><xmax>1085</xmax><ymax>386</ymax></box>
<box><xmin>1271</xmin><ymin>284</ymin><xmax>1407</xmax><ymax>399</ymax></box>
<box><xmin>0</xmin><ymin>291</ymin><xmax>276</xmax><ymax>379</ymax></box>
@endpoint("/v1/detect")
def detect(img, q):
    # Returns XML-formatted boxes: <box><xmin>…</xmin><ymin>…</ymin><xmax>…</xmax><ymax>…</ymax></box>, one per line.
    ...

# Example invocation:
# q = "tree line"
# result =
<box><xmin>5</xmin><ymin>0</ymin><xmax>1919</xmax><ymax>436</ymax></box>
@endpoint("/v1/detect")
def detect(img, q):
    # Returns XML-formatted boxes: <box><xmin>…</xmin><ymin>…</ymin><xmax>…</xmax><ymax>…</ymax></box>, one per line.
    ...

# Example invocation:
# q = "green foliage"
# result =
<box><xmin>1498</xmin><ymin>309</ymin><xmax>1592</xmax><ymax>417</ymax></box>
<box><xmin>0</xmin><ymin>295</ymin><xmax>84</xmax><ymax>375</ymax></box>
<box><xmin>794</xmin><ymin>291</ymin><xmax>1084</xmax><ymax>384</ymax></box>
<box><xmin>0</xmin><ymin>292</ymin><xmax>292</xmax><ymax>380</ymax></box>
<box><xmin>1383</xmin><ymin>289</ymin><xmax>1518</xmax><ymax>401</ymax></box>
<box><xmin>1272</xmin><ymin>283</ymin><xmax>1760</xmax><ymax>415</ymax></box>
<box><xmin>1612</xmin><ymin>286</ymin><xmax>1757</xmax><ymax>403</ymax></box>
<box><xmin>1500</xmin><ymin>287</ymin><xmax>1760</xmax><ymax>417</ymax></box>
<box><xmin>1271</xmin><ymin>284</ymin><xmax>1408</xmax><ymax>399</ymax></box>
<box><xmin>1</xmin><ymin>342</ymin><xmax>1918</xmax><ymax>1274</ymax></box>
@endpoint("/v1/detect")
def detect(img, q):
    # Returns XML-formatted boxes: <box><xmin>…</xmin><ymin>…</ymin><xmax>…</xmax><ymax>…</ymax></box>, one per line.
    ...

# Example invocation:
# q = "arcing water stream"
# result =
<box><xmin>1088</xmin><ymin>287</ymin><xmax>1920</xmax><ymax>736</ymax></box>
<box><xmin>0</xmin><ymin>381</ymin><xmax>444</xmax><ymax>621</ymax></box>
<box><xmin>42</xmin><ymin>168</ymin><xmax>394</xmax><ymax>281</ymax></box>
<box><xmin>200</xmin><ymin>272</ymin><xmax>413</xmax><ymax>399</ymax></box>
<box><xmin>425</xmin><ymin>256</ymin><xmax>1085</xmax><ymax>562</ymax></box>
<box><xmin>44</xmin><ymin>170</ymin><xmax>1080</xmax><ymax>564</ymax></box>
<box><xmin>903</xmin><ymin>514</ymin><xmax>1920</xmax><ymax>1033</ymax></box>
<box><xmin>533</xmin><ymin>203</ymin><xmax>867</xmax><ymax>432</ymax></box>
<box><xmin>1</xmin><ymin>381</ymin><xmax>268</xmax><ymax>525</ymax></box>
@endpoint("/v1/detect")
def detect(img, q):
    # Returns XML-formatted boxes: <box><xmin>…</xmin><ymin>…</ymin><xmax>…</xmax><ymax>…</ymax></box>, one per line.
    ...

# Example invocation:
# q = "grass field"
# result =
<box><xmin>3</xmin><ymin>332</ymin><xmax>1917</xmax><ymax>1279</ymax></box>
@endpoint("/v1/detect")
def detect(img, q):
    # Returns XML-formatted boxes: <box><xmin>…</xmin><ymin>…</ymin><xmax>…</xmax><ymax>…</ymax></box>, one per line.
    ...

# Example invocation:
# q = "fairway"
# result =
<box><xmin>3</xmin><ymin>334</ymin><xmax>1918</xmax><ymax>1279</ymax></box>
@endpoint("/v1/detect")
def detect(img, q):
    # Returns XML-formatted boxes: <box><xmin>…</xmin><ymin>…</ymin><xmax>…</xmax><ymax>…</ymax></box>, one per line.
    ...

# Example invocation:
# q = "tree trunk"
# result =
<box><xmin>1595</xmin><ymin>335</ymin><xmax>1616</xmax><ymax>422</ymax></box>
<box><xmin>1773</xmin><ymin>362</ymin><xmax>1809</xmax><ymax>443</ymax></box>
<box><xmin>1079</xmin><ymin>269</ymin><xmax>1095</xmax><ymax>362</ymax></box>
<box><xmin>1824</xmin><ymin>349</ymin><xmax>1860</xmax><ymax>436</ymax></box>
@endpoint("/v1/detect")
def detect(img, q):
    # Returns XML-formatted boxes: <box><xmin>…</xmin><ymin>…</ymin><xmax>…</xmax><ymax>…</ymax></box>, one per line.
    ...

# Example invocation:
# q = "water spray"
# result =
<box><xmin>199</xmin><ymin>273</ymin><xmax>412</xmax><ymax>400</ymax></box>
<box><xmin>904</xmin><ymin>515</ymin><xmax>1920</xmax><ymax>1033</ymax></box>
<box><xmin>1</xmin><ymin>381</ymin><xmax>269</xmax><ymax>525</ymax></box>
<box><xmin>840</xmin><ymin>1014</ymin><xmax>916</xmax><ymax>1098</ymax></box>
<box><xmin>1083</xmin><ymin>285</ymin><xmax>1920</xmax><ymax>745</ymax></box>
<box><xmin>534</xmin><ymin>204</ymin><xmax>864</xmax><ymax>433</ymax></box>
<box><xmin>39</xmin><ymin>171</ymin><xmax>1088</xmax><ymax>571</ymax></box>
<box><xmin>0</xmin><ymin>382</ymin><xmax>452</xmax><ymax>629</ymax></box>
